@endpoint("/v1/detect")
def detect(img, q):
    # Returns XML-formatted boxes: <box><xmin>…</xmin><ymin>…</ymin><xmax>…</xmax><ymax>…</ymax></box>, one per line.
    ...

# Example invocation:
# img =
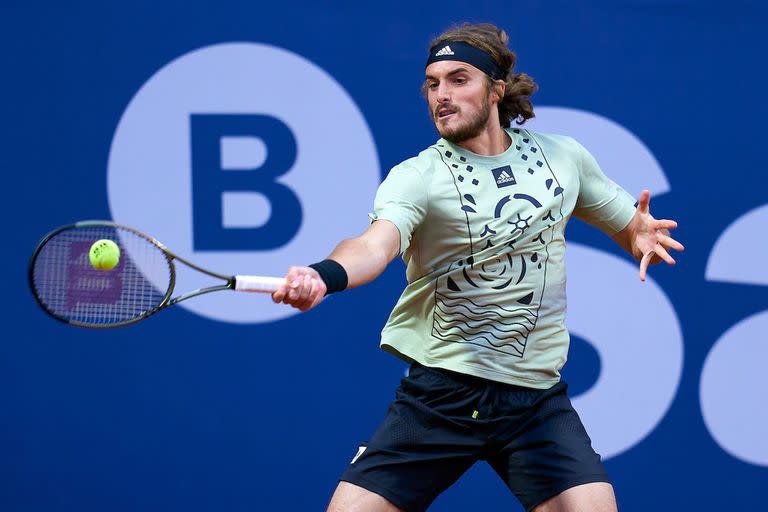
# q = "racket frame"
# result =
<box><xmin>28</xmin><ymin>220</ymin><xmax>244</xmax><ymax>328</ymax></box>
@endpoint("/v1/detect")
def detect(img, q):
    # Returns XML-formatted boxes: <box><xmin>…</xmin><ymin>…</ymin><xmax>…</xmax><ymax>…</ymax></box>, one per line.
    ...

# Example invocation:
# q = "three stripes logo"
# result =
<box><xmin>492</xmin><ymin>165</ymin><xmax>517</xmax><ymax>188</ymax></box>
<box><xmin>435</xmin><ymin>45</ymin><xmax>454</xmax><ymax>56</ymax></box>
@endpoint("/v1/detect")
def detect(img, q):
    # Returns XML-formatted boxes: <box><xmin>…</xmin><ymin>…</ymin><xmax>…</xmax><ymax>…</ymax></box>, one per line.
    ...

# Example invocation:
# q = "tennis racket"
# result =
<box><xmin>28</xmin><ymin>221</ymin><xmax>285</xmax><ymax>328</ymax></box>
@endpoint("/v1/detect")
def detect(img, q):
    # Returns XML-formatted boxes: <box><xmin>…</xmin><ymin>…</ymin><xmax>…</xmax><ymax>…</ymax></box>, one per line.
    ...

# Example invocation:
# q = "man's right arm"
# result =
<box><xmin>271</xmin><ymin>219</ymin><xmax>401</xmax><ymax>311</ymax></box>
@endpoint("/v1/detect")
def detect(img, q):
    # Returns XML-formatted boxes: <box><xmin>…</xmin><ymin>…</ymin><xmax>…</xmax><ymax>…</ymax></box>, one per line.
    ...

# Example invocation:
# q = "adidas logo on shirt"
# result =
<box><xmin>491</xmin><ymin>166</ymin><xmax>517</xmax><ymax>188</ymax></box>
<box><xmin>435</xmin><ymin>45</ymin><xmax>454</xmax><ymax>56</ymax></box>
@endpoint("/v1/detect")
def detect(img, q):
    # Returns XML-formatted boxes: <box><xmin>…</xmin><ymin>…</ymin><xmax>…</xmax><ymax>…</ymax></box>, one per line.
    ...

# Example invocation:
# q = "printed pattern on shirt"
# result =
<box><xmin>430</xmin><ymin>130</ymin><xmax>566</xmax><ymax>358</ymax></box>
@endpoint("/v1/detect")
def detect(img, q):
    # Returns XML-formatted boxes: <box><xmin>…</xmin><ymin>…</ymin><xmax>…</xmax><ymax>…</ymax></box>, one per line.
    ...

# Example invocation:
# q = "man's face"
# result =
<box><xmin>424</xmin><ymin>61</ymin><xmax>494</xmax><ymax>143</ymax></box>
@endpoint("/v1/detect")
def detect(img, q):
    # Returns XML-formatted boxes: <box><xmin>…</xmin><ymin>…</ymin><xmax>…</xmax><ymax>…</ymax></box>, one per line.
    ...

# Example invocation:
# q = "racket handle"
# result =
<box><xmin>234</xmin><ymin>275</ymin><xmax>286</xmax><ymax>293</ymax></box>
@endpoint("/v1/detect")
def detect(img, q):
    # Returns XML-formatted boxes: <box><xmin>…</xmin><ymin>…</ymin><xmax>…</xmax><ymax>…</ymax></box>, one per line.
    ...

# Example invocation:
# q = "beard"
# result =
<box><xmin>432</xmin><ymin>98</ymin><xmax>492</xmax><ymax>144</ymax></box>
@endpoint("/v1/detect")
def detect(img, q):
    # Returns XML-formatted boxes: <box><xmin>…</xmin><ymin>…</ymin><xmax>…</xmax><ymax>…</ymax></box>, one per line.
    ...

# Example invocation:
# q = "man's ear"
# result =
<box><xmin>492</xmin><ymin>79</ymin><xmax>505</xmax><ymax>103</ymax></box>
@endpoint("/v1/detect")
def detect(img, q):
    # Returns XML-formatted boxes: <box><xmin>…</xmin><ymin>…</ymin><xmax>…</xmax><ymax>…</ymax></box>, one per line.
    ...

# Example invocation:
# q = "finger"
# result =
<box><xmin>286</xmin><ymin>272</ymin><xmax>302</xmax><ymax>301</ymax></box>
<box><xmin>653</xmin><ymin>243</ymin><xmax>676</xmax><ymax>265</ymax></box>
<box><xmin>297</xmin><ymin>274</ymin><xmax>312</xmax><ymax>304</ymax></box>
<box><xmin>298</xmin><ymin>278</ymin><xmax>317</xmax><ymax>311</ymax></box>
<box><xmin>639</xmin><ymin>251</ymin><xmax>653</xmax><ymax>281</ymax></box>
<box><xmin>290</xmin><ymin>274</ymin><xmax>313</xmax><ymax>306</ymax></box>
<box><xmin>653</xmin><ymin>219</ymin><xmax>678</xmax><ymax>230</ymax></box>
<box><xmin>637</xmin><ymin>189</ymin><xmax>650</xmax><ymax>214</ymax></box>
<box><xmin>281</xmin><ymin>269</ymin><xmax>298</xmax><ymax>295</ymax></box>
<box><xmin>657</xmin><ymin>233</ymin><xmax>685</xmax><ymax>252</ymax></box>
<box><xmin>297</xmin><ymin>278</ymin><xmax>316</xmax><ymax>311</ymax></box>
<box><xmin>271</xmin><ymin>283</ymin><xmax>289</xmax><ymax>303</ymax></box>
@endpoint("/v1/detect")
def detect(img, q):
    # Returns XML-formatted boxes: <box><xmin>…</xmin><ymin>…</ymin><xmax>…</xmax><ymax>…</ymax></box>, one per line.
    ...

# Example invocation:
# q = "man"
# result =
<box><xmin>272</xmin><ymin>23</ymin><xmax>683</xmax><ymax>512</ymax></box>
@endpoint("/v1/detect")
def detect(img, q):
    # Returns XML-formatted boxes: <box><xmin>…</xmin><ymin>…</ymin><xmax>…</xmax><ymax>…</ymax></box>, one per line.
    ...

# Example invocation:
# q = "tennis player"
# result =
<box><xmin>273</xmin><ymin>22</ymin><xmax>683</xmax><ymax>512</ymax></box>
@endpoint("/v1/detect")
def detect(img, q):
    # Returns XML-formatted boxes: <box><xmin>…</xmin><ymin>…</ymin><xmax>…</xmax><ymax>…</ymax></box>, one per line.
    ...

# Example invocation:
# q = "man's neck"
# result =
<box><xmin>454</xmin><ymin>123</ymin><xmax>511</xmax><ymax>156</ymax></box>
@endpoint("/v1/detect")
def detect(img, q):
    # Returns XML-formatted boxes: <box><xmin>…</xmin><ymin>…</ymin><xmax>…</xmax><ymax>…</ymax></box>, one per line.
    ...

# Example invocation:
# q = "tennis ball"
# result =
<box><xmin>89</xmin><ymin>239</ymin><xmax>120</xmax><ymax>271</ymax></box>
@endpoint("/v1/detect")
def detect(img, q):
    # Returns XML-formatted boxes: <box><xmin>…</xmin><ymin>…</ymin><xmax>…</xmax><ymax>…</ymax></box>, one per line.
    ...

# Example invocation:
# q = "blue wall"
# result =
<box><xmin>3</xmin><ymin>1</ymin><xmax>767</xmax><ymax>510</ymax></box>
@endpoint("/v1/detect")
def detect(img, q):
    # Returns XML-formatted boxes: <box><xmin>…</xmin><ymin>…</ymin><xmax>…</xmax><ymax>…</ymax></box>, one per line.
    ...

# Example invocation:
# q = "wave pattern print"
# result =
<box><xmin>432</xmin><ymin>129</ymin><xmax>566</xmax><ymax>358</ymax></box>
<box><xmin>432</xmin><ymin>250</ymin><xmax>541</xmax><ymax>357</ymax></box>
<box><xmin>433</xmin><ymin>289</ymin><xmax>538</xmax><ymax>356</ymax></box>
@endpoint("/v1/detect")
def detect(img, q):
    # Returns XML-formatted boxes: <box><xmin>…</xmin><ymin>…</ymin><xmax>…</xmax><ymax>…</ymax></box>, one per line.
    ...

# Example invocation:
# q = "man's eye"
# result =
<box><xmin>428</xmin><ymin>82</ymin><xmax>438</xmax><ymax>89</ymax></box>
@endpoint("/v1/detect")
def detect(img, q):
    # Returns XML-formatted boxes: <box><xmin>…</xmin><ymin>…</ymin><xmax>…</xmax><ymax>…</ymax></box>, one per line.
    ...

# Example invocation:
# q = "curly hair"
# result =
<box><xmin>428</xmin><ymin>23</ymin><xmax>538</xmax><ymax>127</ymax></box>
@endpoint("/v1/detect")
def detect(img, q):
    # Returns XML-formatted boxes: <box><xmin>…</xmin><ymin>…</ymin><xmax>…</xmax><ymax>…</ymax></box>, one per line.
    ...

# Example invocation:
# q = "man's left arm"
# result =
<box><xmin>569</xmin><ymin>138</ymin><xmax>684</xmax><ymax>281</ymax></box>
<box><xmin>611</xmin><ymin>189</ymin><xmax>685</xmax><ymax>281</ymax></box>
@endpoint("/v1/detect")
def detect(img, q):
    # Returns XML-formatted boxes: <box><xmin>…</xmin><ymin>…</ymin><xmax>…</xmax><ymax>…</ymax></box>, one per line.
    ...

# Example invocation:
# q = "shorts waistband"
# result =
<box><xmin>409</xmin><ymin>362</ymin><xmax>560</xmax><ymax>393</ymax></box>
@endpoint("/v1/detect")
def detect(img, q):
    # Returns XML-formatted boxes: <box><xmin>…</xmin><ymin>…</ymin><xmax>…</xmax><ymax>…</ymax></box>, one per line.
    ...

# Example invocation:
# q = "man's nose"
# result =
<box><xmin>436</xmin><ymin>82</ymin><xmax>450</xmax><ymax>102</ymax></box>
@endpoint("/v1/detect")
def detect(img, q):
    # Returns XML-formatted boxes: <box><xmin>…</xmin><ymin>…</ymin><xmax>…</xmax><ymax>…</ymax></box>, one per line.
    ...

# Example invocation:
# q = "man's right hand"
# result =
<box><xmin>271</xmin><ymin>220</ymin><xmax>400</xmax><ymax>312</ymax></box>
<box><xmin>271</xmin><ymin>266</ymin><xmax>327</xmax><ymax>312</ymax></box>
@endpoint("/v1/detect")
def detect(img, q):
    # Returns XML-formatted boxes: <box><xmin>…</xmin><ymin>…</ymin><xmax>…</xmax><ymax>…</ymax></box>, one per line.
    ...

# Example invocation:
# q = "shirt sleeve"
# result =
<box><xmin>368</xmin><ymin>162</ymin><xmax>428</xmax><ymax>254</ymax></box>
<box><xmin>572</xmin><ymin>139</ymin><xmax>637</xmax><ymax>235</ymax></box>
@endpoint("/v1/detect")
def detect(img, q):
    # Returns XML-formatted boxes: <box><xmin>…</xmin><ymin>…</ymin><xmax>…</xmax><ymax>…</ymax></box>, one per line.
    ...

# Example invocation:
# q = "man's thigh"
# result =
<box><xmin>338</xmin><ymin>365</ymin><xmax>485</xmax><ymax>511</ymax></box>
<box><xmin>532</xmin><ymin>482</ymin><xmax>617</xmax><ymax>512</ymax></box>
<box><xmin>326</xmin><ymin>481</ymin><xmax>405</xmax><ymax>512</ymax></box>
<box><xmin>488</xmin><ymin>382</ymin><xmax>611</xmax><ymax>511</ymax></box>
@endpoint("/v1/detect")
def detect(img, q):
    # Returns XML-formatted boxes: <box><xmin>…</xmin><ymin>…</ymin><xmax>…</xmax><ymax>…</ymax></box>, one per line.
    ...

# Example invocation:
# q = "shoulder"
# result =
<box><xmin>516</xmin><ymin>128</ymin><xmax>584</xmax><ymax>156</ymax></box>
<box><xmin>394</xmin><ymin>144</ymin><xmax>444</xmax><ymax>171</ymax></box>
<box><xmin>386</xmin><ymin>143</ymin><xmax>445</xmax><ymax>182</ymax></box>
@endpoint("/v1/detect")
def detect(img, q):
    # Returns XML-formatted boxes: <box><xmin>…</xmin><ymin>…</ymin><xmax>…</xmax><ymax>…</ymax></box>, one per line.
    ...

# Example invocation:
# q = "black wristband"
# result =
<box><xmin>308</xmin><ymin>259</ymin><xmax>348</xmax><ymax>295</ymax></box>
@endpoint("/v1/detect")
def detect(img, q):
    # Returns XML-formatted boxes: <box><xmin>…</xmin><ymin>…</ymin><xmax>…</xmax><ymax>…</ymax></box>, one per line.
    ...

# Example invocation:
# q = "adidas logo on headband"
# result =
<box><xmin>426</xmin><ymin>41</ymin><xmax>504</xmax><ymax>80</ymax></box>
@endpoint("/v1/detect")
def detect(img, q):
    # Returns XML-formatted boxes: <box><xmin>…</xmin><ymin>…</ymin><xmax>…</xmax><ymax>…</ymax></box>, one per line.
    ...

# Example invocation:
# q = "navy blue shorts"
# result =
<box><xmin>340</xmin><ymin>364</ymin><xmax>610</xmax><ymax>512</ymax></box>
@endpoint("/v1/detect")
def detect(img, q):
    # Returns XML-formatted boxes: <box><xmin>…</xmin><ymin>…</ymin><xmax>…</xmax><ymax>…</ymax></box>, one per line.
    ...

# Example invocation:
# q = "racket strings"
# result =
<box><xmin>31</xmin><ymin>225</ymin><xmax>172</xmax><ymax>326</ymax></box>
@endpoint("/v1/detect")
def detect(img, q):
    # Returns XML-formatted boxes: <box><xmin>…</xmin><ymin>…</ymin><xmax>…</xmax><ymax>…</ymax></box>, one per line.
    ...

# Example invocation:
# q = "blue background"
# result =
<box><xmin>3</xmin><ymin>1</ymin><xmax>767</xmax><ymax>510</ymax></box>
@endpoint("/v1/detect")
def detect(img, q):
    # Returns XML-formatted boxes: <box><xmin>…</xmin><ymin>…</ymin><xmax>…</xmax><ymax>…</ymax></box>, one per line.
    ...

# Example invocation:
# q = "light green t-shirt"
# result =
<box><xmin>370</xmin><ymin>128</ymin><xmax>636</xmax><ymax>389</ymax></box>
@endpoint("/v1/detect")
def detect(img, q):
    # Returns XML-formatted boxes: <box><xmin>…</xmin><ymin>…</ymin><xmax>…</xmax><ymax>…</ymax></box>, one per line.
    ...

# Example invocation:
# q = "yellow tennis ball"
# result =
<box><xmin>89</xmin><ymin>239</ymin><xmax>120</xmax><ymax>271</ymax></box>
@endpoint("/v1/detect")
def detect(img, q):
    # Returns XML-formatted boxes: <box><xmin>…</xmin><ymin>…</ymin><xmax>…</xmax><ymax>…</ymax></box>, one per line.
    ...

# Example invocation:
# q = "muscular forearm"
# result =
<box><xmin>272</xmin><ymin>220</ymin><xmax>401</xmax><ymax>310</ymax></box>
<box><xmin>611</xmin><ymin>215</ymin><xmax>642</xmax><ymax>261</ymax></box>
<box><xmin>328</xmin><ymin>234</ymin><xmax>398</xmax><ymax>289</ymax></box>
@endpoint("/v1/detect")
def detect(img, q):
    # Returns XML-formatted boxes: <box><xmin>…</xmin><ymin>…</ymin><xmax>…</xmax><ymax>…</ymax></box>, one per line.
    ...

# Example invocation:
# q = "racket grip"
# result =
<box><xmin>234</xmin><ymin>275</ymin><xmax>286</xmax><ymax>293</ymax></box>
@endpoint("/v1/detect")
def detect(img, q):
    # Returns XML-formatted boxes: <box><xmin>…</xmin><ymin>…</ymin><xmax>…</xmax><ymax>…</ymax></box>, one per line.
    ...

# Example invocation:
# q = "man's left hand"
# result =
<box><xmin>630</xmin><ymin>189</ymin><xmax>685</xmax><ymax>281</ymax></box>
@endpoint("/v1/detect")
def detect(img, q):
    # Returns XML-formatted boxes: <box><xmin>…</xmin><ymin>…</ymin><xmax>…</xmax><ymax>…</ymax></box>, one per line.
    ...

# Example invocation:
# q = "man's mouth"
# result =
<box><xmin>437</xmin><ymin>108</ymin><xmax>456</xmax><ymax>120</ymax></box>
